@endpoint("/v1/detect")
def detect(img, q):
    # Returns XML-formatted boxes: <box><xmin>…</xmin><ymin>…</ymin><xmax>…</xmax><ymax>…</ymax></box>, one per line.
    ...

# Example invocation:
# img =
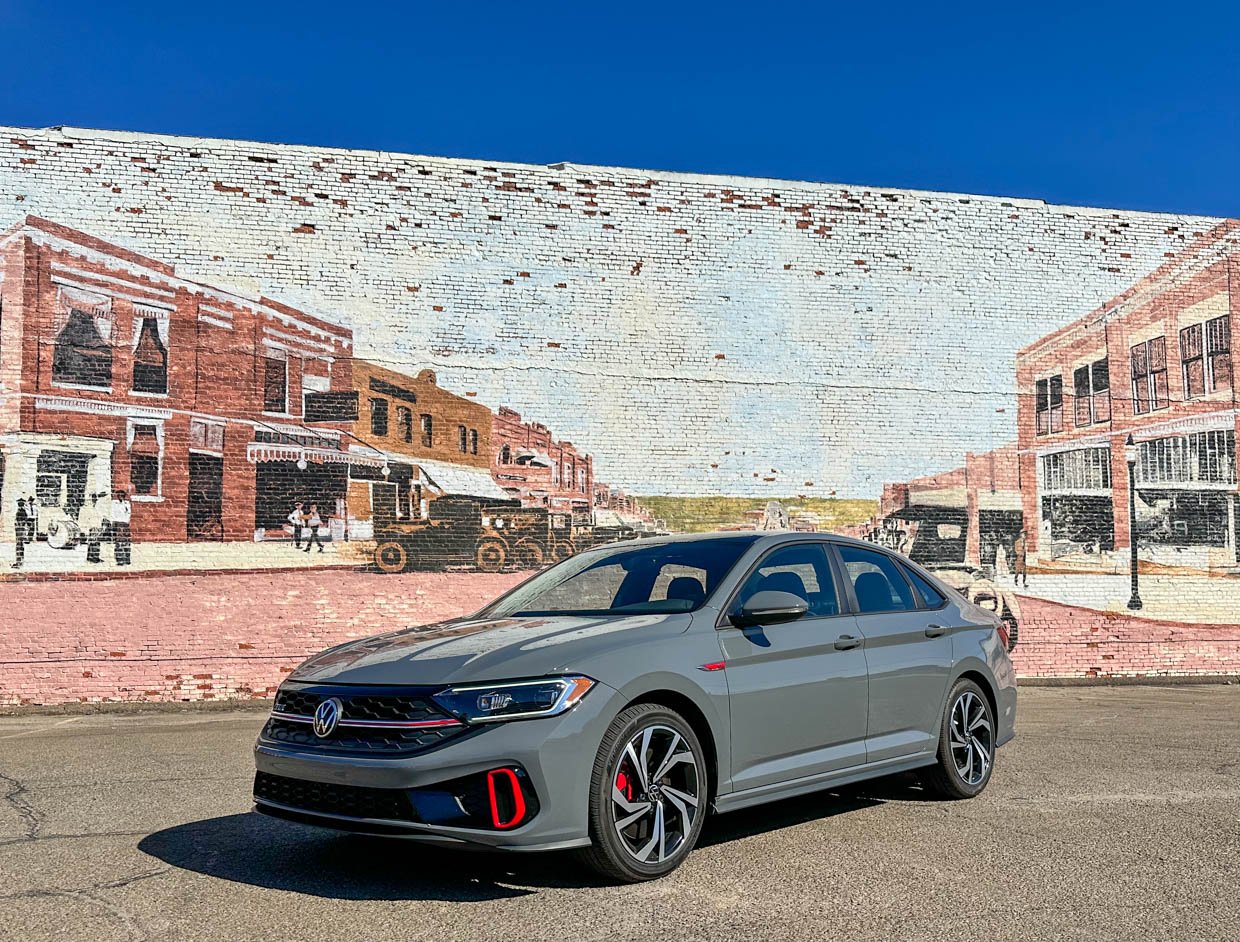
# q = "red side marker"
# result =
<box><xmin>699</xmin><ymin>661</ymin><xmax>726</xmax><ymax>672</ymax></box>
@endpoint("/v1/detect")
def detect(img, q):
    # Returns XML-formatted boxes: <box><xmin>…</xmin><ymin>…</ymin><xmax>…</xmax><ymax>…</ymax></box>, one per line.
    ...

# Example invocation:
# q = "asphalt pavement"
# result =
<box><xmin>1</xmin><ymin>686</ymin><xmax>1238</xmax><ymax>942</ymax></box>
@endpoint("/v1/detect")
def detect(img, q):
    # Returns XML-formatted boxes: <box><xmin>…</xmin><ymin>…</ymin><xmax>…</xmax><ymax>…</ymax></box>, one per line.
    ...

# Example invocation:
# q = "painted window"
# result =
<box><xmin>1035</xmin><ymin>374</ymin><xmax>1063</xmax><ymax>435</ymax></box>
<box><xmin>54</xmin><ymin>308</ymin><xmax>113</xmax><ymax>389</ymax></box>
<box><xmin>1041</xmin><ymin>447</ymin><xmax>1111</xmax><ymax>492</ymax></box>
<box><xmin>396</xmin><ymin>406</ymin><xmax>413</xmax><ymax>443</ymax></box>
<box><xmin>262</xmin><ymin>357</ymin><xmax>287</xmax><ymax>412</ymax></box>
<box><xmin>129</xmin><ymin>424</ymin><xmax>161</xmax><ymax>497</ymax></box>
<box><xmin>132</xmin><ymin>316</ymin><xmax>168</xmax><ymax>395</ymax></box>
<box><xmin>370</xmin><ymin>397</ymin><xmax>389</xmax><ymax>437</ymax></box>
<box><xmin>1072</xmin><ymin>358</ymin><xmax>1110</xmax><ymax>426</ymax></box>
<box><xmin>469</xmin><ymin>428</ymin><xmax>479</xmax><ymax>455</ymax></box>
<box><xmin>1184</xmin><ymin>315</ymin><xmax>1232</xmax><ymax>398</ymax></box>
<box><xmin>420</xmin><ymin>414</ymin><xmax>433</xmax><ymax>447</ymax></box>
<box><xmin>189</xmin><ymin>419</ymin><xmax>225</xmax><ymax>453</ymax></box>
<box><xmin>1137</xmin><ymin>429</ymin><xmax>1236</xmax><ymax>486</ymax></box>
<box><xmin>1130</xmin><ymin>337</ymin><xmax>1168</xmax><ymax>414</ymax></box>
<box><xmin>458</xmin><ymin>425</ymin><xmax>468</xmax><ymax>453</ymax></box>
<box><xmin>500</xmin><ymin>444</ymin><xmax>512</xmax><ymax>464</ymax></box>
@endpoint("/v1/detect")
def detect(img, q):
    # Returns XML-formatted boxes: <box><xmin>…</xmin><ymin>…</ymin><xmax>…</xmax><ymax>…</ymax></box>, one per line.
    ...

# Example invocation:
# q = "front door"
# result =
<box><xmin>187</xmin><ymin>453</ymin><xmax>224</xmax><ymax>541</ymax></box>
<box><xmin>834</xmin><ymin>543</ymin><xmax>953</xmax><ymax>763</ymax></box>
<box><xmin>718</xmin><ymin>541</ymin><xmax>869</xmax><ymax>793</ymax></box>
<box><xmin>371</xmin><ymin>482</ymin><xmax>399</xmax><ymax>524</ymax></box>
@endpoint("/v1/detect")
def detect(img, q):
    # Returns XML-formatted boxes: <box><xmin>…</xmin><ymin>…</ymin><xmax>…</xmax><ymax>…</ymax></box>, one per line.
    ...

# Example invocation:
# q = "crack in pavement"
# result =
<box><xmin>0</xmin><ymin>828</ymin><xmax>153</xmax><ymax>850</ymax></box>
<box><xmin>0</xmin><ymin>768</ymin><xmax>41</xmax><ymax>841</ymax></box>
<box><xmin>0</xmin><ymin>867</ymin><xmax>170</xmax><ymax>942</ymax></box>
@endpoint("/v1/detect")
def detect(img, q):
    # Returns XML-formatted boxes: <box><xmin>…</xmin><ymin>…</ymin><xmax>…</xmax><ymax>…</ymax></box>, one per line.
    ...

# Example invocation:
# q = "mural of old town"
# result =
<box><xmin>0</xmin><ymin>127</ymin><xmax>1237</xmax><ymax>703</ymax></box>
<box><xmin>2</xmin><ymin>216</ymin><xmax>1238</xmax><ymax>601</ymax></box>
<box><xmin>0</xmin><ymin>217</ymin><xmax>671</xmax><ymax>580</ymax></box>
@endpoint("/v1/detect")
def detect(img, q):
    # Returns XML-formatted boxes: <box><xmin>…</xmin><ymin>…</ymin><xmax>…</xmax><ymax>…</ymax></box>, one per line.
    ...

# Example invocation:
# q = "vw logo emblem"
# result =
<box><xmin>312</xmin><ymin>697</ymin><xmax>343</xmax><ymax>738</ymax></box>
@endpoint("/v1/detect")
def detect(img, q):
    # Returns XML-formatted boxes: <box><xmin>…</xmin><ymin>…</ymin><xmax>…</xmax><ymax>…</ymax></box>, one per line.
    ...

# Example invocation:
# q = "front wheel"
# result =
<box><xmin>923</xmin><ymin>679</ymin><xmax>996</xmax><ymax>799</ymax></box>
<box><xmin>577</xmin><ymin>704</ymin><xmax>708</xmax><ymax>883</ymax></box>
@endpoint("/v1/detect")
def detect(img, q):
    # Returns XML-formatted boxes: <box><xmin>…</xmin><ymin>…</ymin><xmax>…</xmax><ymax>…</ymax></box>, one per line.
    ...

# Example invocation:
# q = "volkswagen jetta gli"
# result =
<box><xmin>254</xmin><ymin>533</ymin><xmax>1016</xmax><ymax>882</ymax></box>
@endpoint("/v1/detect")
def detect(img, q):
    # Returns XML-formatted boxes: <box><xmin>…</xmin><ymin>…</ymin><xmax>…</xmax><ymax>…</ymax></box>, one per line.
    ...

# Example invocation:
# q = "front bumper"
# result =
<box><xmin>252</xmin><ymin>679</ymin><xmax>620</xmax><ymax>851</ymax></box>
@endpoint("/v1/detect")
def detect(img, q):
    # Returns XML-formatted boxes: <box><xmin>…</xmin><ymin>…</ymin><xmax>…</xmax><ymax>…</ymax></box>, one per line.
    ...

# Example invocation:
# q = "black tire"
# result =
<box><xmin>576</xmin><ymin>703</ymin><xmax>708</xmax><ymax>883</ymax></box>
<box><xmin>923</xmin><ymin>678</ymin><xmax>996</xmax><ymax>800</ymax></box>
<box><xmin>513</xmin><ymin>538</ymin><xmax>546</xmax><ymax>570</ymax></box>
<box><xmin>475</xmin><ymin>538</ymin><xmax>507</xmax><ymax>573</ymax></box>
<box><xmin>374</xmin><ymin>540</ymin><xmax>409</xmax><ymax>574</ymax></box>
<box><xmin>550</xmin><ymin>539</ymin><xmax>576</xmax><ymax>563</ymax></box>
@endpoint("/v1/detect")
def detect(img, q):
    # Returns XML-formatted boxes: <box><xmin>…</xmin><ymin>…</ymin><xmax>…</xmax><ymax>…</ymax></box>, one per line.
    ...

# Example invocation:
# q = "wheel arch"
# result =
<box><xmin>953</xmin><ymin>666</ymin><xmax>998</xmax><ymax>726</ymax></box>
<box><xmin>616</xmin><ymin>688</ymin><xmax>720</xmax><ymax>804</ymax></box>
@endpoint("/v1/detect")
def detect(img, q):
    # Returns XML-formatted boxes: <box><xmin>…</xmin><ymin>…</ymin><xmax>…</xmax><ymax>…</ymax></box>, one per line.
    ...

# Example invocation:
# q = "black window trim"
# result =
<box><xmin>714</xmin><ymin>538</ymin><xmax>853</xmax><ymax>629</ymax></box>
<box><xmin>829</xmin><ymin>542</ymin><xmax>928</xmax><ymax>616</ymax></box>
<box><xmin>897</xmin><ymin>559</ymin><xmax>951</xmax><ymax>612</ymax></box>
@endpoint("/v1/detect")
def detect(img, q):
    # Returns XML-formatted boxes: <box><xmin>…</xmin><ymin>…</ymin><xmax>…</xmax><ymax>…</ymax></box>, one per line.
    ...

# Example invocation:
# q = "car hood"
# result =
<box><xmin>287</xmin><ymin>611</ymin><xmax>693</xmax><ymax>686</ymax></box>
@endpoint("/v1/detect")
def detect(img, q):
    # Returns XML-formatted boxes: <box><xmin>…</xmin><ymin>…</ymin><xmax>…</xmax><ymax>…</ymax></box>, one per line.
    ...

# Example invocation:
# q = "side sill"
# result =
<box><xmin>712</xmin><ymin>754</ymin><xmax>937</xmax><ymax>815</ymax></box>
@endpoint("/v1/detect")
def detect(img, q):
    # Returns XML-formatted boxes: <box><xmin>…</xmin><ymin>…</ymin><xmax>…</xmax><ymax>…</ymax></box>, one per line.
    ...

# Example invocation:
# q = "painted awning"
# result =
<box><xmin>415</xmin><ymin>457</ymin><xmax>511</xmax><ymax>501</ymax></box>
<box><xmin>248</xmin><ymin>443</ymin><xmax>384</xmax><ymax>467</ymax></box>
<box><xmin>514</xmin><ymin>447</ymin><xmax>553</xmax><ymax>467</ymax></box>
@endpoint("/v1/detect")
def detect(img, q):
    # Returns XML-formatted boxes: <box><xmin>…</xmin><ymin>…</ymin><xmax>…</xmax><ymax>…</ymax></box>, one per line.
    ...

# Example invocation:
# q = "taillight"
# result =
<box><xmin>486</xmin><ymin>768</ymin><xmax>528</xmax><ymax>829</ymax></box>
<box><xmin>996</xmin><ymin>622</ymin><xmax>1011</xmax><ymax>651</ymax></box>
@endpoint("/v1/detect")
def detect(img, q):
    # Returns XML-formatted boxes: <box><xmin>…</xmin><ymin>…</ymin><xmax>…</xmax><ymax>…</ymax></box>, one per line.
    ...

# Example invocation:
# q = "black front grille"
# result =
<box><xmin>254</xmin><ymin>771</ymin><xmax>416</xmax><ymax>822</ymax></box>
<box><xmin>263</xmin><ymin>685</ymin><xmax>467</xmax><ymax>757</ymax></box>
<box><xmin>262</xmin><ymin>717</ymin><xmax>461</xmax><ymax>755</ymax></box>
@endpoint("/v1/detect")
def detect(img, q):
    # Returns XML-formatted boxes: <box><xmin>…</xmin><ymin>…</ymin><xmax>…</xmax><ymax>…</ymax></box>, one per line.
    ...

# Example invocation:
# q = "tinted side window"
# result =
<box><xmin>733</xmin><ymin>543</ymin><xmax>839</xmax><ymax>618</ymax></box>
<box><xmin>903</xmin><ymin>565</ymin><xmax>946</xmax><ymax>607</ymax></box>
<box><xmin>838</xmin><ymin>545</ymin><xmax>916</xmax><ymax>613</ymax></box>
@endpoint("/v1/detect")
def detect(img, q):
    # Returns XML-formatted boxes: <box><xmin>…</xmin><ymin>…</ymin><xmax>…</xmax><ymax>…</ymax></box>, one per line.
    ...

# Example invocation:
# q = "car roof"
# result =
<box><xmin>610</xmin><ymin>530</ymin><xmax>881</xmax><ymax>552</ymax></box>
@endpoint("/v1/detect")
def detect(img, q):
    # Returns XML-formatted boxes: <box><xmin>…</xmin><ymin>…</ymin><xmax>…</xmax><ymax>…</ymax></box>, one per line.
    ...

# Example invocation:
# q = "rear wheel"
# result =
<box><xmin>577</xmin><ymin>704</ymin><xmax>707</xmax><ymax>883</ymax></box>
<box><xmin>373</xmin><ymin>540</ymin><xmax>409</xmax><ymax>574</ymax></box>
<box><xmin>475</xmin><ymin>538</ymin><xmax>507</xmax><ymax>573</ymax></box>
<box><xmin>923</xmin><ymin>679</ymin><xmax>996</xmax><ymax>799</ymax></box>
<box><xmin>513</xmin><ymin>538</ymin><xmax>546</xmax><ymax>569</ymax></box>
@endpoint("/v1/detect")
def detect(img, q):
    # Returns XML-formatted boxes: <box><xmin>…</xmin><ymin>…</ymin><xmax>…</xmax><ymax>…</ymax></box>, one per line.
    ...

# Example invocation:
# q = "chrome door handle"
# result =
<box><xmin>925</xmin><ymin>624</ymin><xmax>948</xmax><ymax>638</ymax></box>
<box><xmin>834</xmin><ymin>635</ymin><xmax>862</xmax><ymax>650</ymax></box>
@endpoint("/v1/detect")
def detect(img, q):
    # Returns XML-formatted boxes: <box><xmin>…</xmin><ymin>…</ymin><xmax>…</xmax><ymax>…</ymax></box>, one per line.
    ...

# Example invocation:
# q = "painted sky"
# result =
<box><xmin>1</xmin><ymin>0</ymin><xmax>1239</xmax><ymax>218</ymax></box>
<box><xmin>0</xmin><ymin>1</ymin><xmax>1234</xmax><ymax>497</ymax></box>
<box><xmin>0</xmin><ymin>128</ymin><xmax>1216</xmax><ymax>499</ymax></box>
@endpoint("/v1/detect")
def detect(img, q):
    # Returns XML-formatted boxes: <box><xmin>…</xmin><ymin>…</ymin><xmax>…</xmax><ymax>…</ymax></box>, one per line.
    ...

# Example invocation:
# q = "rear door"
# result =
<box><xmin>832</xmin><ymin>543</ymin><xmax>954</xmax><ymax>763</ymax></box>
<box><xmin>718</xmin><ymin>541</ymin><xmax>869</xmax><ymax>793</ymax></box>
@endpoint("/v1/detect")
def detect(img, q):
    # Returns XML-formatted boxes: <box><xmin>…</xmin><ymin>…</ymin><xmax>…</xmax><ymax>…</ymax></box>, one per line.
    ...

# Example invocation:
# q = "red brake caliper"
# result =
<box><xmin>616</xmin><ymin>770</ymin><xmax>633</xmax><ymax>801</ymax></box>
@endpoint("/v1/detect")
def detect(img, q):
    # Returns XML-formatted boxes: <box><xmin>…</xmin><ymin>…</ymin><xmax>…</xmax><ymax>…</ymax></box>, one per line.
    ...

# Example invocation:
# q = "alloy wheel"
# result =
<box><xmin>948</xmin><ymin>690</ymin><xmax>993</xmax><ymax>786</ymax></box>
<box><xmin>610</xmin><ymin>724</ymin><xmax>701</xmax><ymax>864</ymax></box>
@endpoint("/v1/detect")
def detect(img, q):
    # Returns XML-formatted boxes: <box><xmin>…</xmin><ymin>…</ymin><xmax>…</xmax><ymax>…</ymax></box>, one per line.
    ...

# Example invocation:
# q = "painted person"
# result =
<box><xmin>303</xmin><ymin>503</ymin><xmax>325</xmax><ymax>553</ymax></box>
<box><xmin>82</xmin><ymin>492</ymin><xmax>108</xmax><ymax>564</ymax></box>
<box><xmin>12</xmin><ymin>497</ymin><xmax>33</xmax><ymax>569</ymax></box>
<box><xmin>1012</xmin><ymin>529</ymin><xmax>1028</xmax><ymax>588</ymax></box>
<box><xmin>110</xmin><ymin>490</ymin><xmax>132</xmax><ymax>566</ymax></box>
<box><xmin>287</xmin><ymin>502</ymin><xmax>306</xmax><ymax>549</ymax></box>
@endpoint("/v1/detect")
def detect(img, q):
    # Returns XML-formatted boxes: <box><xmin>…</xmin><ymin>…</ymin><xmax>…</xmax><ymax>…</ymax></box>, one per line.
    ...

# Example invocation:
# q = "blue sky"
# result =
<box><xmin>2</xmin><ymin>0</ymin><xmax>1238</xmax><ymax>218</ymax></box>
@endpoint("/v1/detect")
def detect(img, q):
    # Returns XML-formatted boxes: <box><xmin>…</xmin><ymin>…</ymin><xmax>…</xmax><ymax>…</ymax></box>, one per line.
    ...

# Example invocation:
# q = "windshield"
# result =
<box><xmin>480</xmin><ymin>536</ymin><xmax>760</xmax><ymax>617</ymax></box>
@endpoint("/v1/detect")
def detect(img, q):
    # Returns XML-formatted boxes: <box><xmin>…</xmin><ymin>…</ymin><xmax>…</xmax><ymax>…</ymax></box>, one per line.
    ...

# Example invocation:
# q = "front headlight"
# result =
<box><xmin>432</xmin><ymin>675</ymin><xmax>596</xmax><ymax>724</ymax></box>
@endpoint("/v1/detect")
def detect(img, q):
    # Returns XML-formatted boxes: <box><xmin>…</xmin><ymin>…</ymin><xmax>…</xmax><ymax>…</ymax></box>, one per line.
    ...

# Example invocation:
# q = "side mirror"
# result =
<box><xmin>730</xmin><ymin>590</ymin><xmax>808</xmax><ymax>628</ymax></box>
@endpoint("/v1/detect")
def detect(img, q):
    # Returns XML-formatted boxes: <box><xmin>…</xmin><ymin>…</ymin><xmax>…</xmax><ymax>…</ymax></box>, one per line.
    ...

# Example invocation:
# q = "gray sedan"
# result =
<box><xmin>253</xmin><ymin>532</ymin><xmax>1017</xmax><ymax>882</ymax></box>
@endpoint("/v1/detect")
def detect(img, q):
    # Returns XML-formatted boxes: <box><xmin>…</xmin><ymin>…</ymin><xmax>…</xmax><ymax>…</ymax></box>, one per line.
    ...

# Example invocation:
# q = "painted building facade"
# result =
<box><xmin>344</xmin><ymin>359</ymin><xmax>504</xmax><ymax>538</ymax></box>
<box><xmin>0</xmin><ymin>125</ymin><xmax>1237</xmax><ymax>703</ymax></box>
<box><xmin>1015</xmin><ymin>222</ymin><xmax>1239</xmax><ymax>573</ymax></box>
<box><xmin>491</xmin><ymin>406</ymin><xmax>594</xmax><ymax>518</ymax></box>
<box><xmin>0</xmin><ymin>216</ymin><xmax>356</xmax><ymax>549</ymax></box>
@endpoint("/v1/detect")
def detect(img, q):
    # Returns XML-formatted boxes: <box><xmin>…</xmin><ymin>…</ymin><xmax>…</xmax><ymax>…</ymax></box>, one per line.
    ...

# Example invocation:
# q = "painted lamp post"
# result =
<box><xmin>1124</xmin><ymin>434</ymin><xmax>1143</xmax><ymax>611</ymax></box>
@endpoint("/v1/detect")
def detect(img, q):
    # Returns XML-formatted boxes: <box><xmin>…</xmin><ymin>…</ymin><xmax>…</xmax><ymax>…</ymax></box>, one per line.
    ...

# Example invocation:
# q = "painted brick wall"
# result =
<box><xmin>0</xmin><ymin>125</ymin><xmax>1236</xmax><ymax>705</ymax></box>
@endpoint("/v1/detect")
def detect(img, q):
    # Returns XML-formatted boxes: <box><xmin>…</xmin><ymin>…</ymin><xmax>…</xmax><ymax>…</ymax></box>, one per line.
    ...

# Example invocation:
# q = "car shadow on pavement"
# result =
<box><xmin>138</xmin><ymin>811</ymin><xmax>595</xmax><ymax>901</ymax></box>
<box><xmin>139</xmin><ymin>773</ymin><xmax>932</xmax><ymax>900</ymax></box>
<box><xmin>698</xmin><ymin>772</ymin><xmax>928</xmax><ymax>847</ymax></box>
